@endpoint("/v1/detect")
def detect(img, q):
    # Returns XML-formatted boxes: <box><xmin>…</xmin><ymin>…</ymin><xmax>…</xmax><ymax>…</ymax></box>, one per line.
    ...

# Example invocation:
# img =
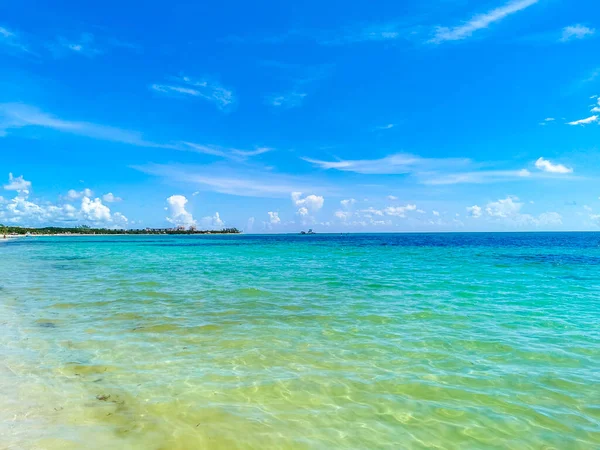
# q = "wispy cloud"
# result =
<box><xmin>321</xmin><ymin>23</ymin><xmax>407</xmax><ymax>45</ymax></box>
<box><xmin>303</xmin><ymin>153</ymin><xmax>471</xmax><ymax>175</ymax></box>
<box><xmin>226</xmin><ymin>22</ymin><xmax>414</xmax><ymax>47</ymax></box>
<box><xmin>182</xmin><ymin>142</ymin><xmax>273</xmax><ymax>160</ymax></box>
<box><xmin>133</xmin><ymin>163</ymin><xmax>331</xmax><ymax>198</ymax></box>
<box><xmin>150</xmin><ymin>76</ymin><xmax>235</xmax><ymax>110</ymax></box>
<box><xmin>50</xmin><ymin>33</ymin><xmax>102</xmax><ymax>57</ymax></box>
<box><xmin>560</xmin><ymin>24</ymin><xmax>595</xmax><ymax>42</ymax></box>
<box><xmin>421</xmin><ymin>169</ymin><xmax>532</xmax><ymax>185</ymax></box>
<box><xmin>429</xmin><ymin>0</ymin><xmax>540</xmax><ymax>44</ymax></box>
<box><xmin>266</xmin><ymin>91</ymin><xmax>307</xmax><ymax>108</ymax></box>
<box><xmin>304</xmin><ymin>152</ymin><xmax>575</xmax><ymax>185</ymax></box>
<box><xmin>0</xmin><ymin>103</ymin><xmax>167</xmax><ymax>147</ymax></box>
<box><xmin>375</xmin><ymin>124</ymin><xmax>395</xmax><ymax>131</ymax></box>
<box><xmin>263</xmin><ymin>62</ymin><xmax>332</xmax><ymax>110</ymax></box>
<box><xmin>0</xmin><ymin>25</ymin><xmax>31</xmax><ymax>54</ymax></box>
<box><xmin>567</xmin><ymin>115</ymin><xmax>598</xmax><ymax>126</ymax></box>
<box><xmin>0</xmin><ymin>103</ymin><xmax>271</xmax><ymax>161</ymax></box>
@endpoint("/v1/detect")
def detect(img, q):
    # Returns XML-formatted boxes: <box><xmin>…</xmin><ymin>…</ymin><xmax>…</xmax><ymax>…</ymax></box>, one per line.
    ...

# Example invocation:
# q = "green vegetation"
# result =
<box><xmin>0</xmin><ymin>225</ymin><xmax>240</xmax><ymax>236</ymax></box>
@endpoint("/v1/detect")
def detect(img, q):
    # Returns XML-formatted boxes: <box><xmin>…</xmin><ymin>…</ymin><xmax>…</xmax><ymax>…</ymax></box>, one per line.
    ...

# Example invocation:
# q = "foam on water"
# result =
<box><xmin>1</xmin><ymin>234</ymin><xmax>599</xmax><ymax>449</ymax></box>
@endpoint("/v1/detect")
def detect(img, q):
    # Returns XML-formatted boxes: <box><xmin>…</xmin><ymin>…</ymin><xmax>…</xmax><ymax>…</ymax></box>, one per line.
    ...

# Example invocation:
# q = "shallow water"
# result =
<box><xmin>1</xmin><ymin>233</ymin><xmax>599</xmax><ymax>449</ymax></box>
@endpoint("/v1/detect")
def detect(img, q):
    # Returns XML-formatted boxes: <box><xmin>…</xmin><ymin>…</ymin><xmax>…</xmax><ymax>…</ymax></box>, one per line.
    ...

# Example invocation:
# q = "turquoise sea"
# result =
<box><xmin>1</xmin><ymin>233</ymin><xmax>599</xmax><ymax>449</ymax></box>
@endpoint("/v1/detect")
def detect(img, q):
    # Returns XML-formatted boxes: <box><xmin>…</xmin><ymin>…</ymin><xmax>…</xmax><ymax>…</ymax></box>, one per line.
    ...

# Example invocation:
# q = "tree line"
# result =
<box><xmin>0</xmin><ymin>225</ymin><xmax>241</xmax><ymax>235</ymax></box>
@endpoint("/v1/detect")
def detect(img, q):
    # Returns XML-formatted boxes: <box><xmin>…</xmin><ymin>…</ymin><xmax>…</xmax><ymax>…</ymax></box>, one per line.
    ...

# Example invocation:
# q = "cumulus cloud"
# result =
<box><xmin>334</xmin><ymin>210</ymin><xmax>353</xmax><ymax>221</ymax></box>
<box><xmin>165</xmin><ymin>195</ymin><xmax>195</xmax><ymax>227</ymax></box>
<box><xmin>67</xmin><ymin>188</ymin><xmax>94</xmax><ymax>200</ymax></box>
<box><xmin>297</xmin><ymin>206</ymin><xmax>309</xmax><ymax>216</ymax></box>
<box><xmin>560</xmin><ymin>24</ymin><xmax>595</xmax><ymax>42</ymax></box>
<box><xmin>291</xmin><ymin>192</ymin><xmax>324</xmax><ymax>214</ymax></box>
<box><xmin>0</xmin><ymin>173</ymin><xmax>127</xmax><ymax>227</ymax></box>
<box><xmin>200</xmin><ymin>212</ymin><xmax>225</xmax><ymax>229</ymax></box>
<box><xmin>267</xmin><ymin>211</ymin><xmax>281</xmax><ymax>224</ymax></box>
<box><xmin>486</xmin><ymin>196</ymin><xmax>523</xmax><ymax>218</ymax></box>
<box><xmin>534</xmin><ymin>157</ymin><xmax>573</xmax><ymax>174</ymax></box>
<box><xmin>102</xmin><ymin>192</ymin><xmax>122</xmax><ymax>202</ymax></box>
<box><xmin>432</xmin><ymin>210</ymin><xmax>440</xmax><ymax>216</ymax></box>
<box><xmin>468</xmin><ymin>196</ymin><xmax>562</xmax><ymax>227</ymax></box>
<box><xmin>81</xmin><ymin>196</ymin><xmax>111</xmax><ymax>222</ymax></box>
<box><xmin>4</xmin><ymin>173</ymin><xmax>31</xmax><ymax>193</ymax></box>
<box><xmin>386</xmin><ymin>195</ymin><xmax>398</xmax><ymax>200</ymax></box>
<box><xmin>340</xmin><ymin>198</ymin><xmax>356</xmax><ymax>208</ymax></box>
<box><xmin>383</xmin><ymin>204</ymin><xmax>417</xmax><ymax>217</ymax></box>
<box><xmin>467</xmin><ymin>205</ymin><xmax>483</xmax><ymax>218</ymax></box>
<box><xmin>246</xmin><ymin>217</ymin><xmax>255</xmax><ymax>232</ymax></box>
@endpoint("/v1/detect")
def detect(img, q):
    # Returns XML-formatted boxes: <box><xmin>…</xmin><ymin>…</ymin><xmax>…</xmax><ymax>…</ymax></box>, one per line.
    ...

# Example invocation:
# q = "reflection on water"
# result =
<box><xmin>1</xmin><ymin>234</ymin><xmax>599</xmax><ymax>449</ymax></box>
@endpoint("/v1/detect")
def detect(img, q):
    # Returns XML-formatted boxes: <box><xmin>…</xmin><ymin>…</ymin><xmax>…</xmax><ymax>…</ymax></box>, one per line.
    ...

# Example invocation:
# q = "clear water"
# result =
<box><xmin>1</xmin><ymin>234</ymin><xmax>599</xmax><ymax>449</ymax></box>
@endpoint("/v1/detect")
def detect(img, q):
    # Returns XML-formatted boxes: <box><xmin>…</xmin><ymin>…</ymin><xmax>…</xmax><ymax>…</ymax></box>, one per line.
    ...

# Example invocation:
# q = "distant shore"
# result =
<box><xmin>1</xmin><ymin>226</ymin><xmax>241</xmax><ymax>237</ymax></box>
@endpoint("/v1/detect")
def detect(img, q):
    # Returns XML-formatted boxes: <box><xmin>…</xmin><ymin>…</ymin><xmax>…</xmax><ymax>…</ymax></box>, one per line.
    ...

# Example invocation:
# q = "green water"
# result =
<box><xmin>1</xmin><ymin>234</ymin><xmax>599</xmax><ymax>449</ymax></box>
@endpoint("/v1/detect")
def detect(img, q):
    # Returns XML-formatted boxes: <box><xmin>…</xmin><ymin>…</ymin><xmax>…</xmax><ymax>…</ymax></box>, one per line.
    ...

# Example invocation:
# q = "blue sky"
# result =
<box><xmin>1</xmin><ymin>0</ymin><xmax>599</xmax><ymax>232</ymax></box>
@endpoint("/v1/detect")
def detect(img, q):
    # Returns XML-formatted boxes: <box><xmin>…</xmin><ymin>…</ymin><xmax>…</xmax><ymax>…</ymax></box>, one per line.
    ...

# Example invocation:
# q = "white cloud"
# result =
<box><xmin>135</xmin><ymin>163</ymin><xmax>329</xmax><ymax>199</ymax></box>
<box><xmin>303</xmin><ymin>153</ymin><xmax>470</xmax><ymax>175</ymax></box>
<box><xmin>52</xmin><ymin>33</ymin><xmax>101</xmax><ymax>57</ymax></box>
<box><xmin>534</xmin><ymin>157</ymin><xmax>573</xmax><ymax>174</ymax></box>
<box><xmin>340</xmin><ymin>198</ymin><xmax>356</xmax><ymax>208</ymax></box>
<box><xmin>150</xmin><ymin>75</ymin><xmax>235</xmax><ymax>110</ymax></box>
<box><xmin>334</xmin><ymin>210</ymin><xmax>353</xmax><ymax>221</ymax></box>
<box><xmin>4</xmin><ymin>173</ymin><xmax>31</xmax><ymax>193</ymax></box>
<box><xmin>81</xmin><ymin>196</ymin><xmax>111</xmax><ymax>222</ymax></box>
<box><xmin>536</xmin><ymin>212</ymin><xmax>562</xmax><ymax>226</ymax></box>
<box><xmin>0</xmin><ymin>103</ymin><xmax>168</xmax><ymax>147</ymax></box>
<box><xmin>267</xmin><ymin>91</ymin><xmax>307</xmax><ymax>108</ymax></box>
<box><xmin>246</xmin><ymin>217</ymin><xmax>255</xmax><ymax>232</ymax></box>
<box><xmin>181</xmin><ymin>142</ymin><xmax>272</xmax><ymax>160</ymax></box>
<box><xmin>430</xmin><ymin>0</ymin><xmax>540</xmax><ymax>43</ymax></box>
<box><xmin>67</xmin><ymin>188</ymin><xmax>94</xmax><ymax>200</ymax></box>
<box><xmin>591</xmin><ymin>98</ymin><xmax>600</xmax><ymax>113</ymax></box>
<box><xmin>102</xmin><ymin>192</ymin><xmax>122</xmax><ymax>202</ymax></box>
<box><xmin>432</xmin><ymin>210</ymin><xmax>440</xmax><ymax>216</ymax></box>
<box><xmin>383</xmin><ymin>204</ymin><xmax>416</xmax><ymax>217</ymax></box>
<box><xmin>545</xmin><ymin>118</ymin><xmax>555</xmax><ymax>121</ymax></box>
<box><xmin>416</xmin><ymin>209</ymin><xmax>426</xmax><ymax>214</ymax></box>
<box><xmin>0</xmin><ymin>103</ymin><xmax>272</xmax><ymax>165</ymax></box>
<box><xmin>297</xmin><ymin>206</ymin><xmax>309</xmax><ymax>216</ymax></box>
<box><xmin>486</xmin><ymin>196</ymin><xmax>522</xmax><ymax>218</ymax></box>
<box><xmin>560</xmin><ymin>25</ymin><xmax>595</xmax><ymax>42</ymax></box>
<box><xmin>386</xmin><ymin>195</ymin><xmax>398</xmax><ymax>200</ymax></box>
<box><xmin>0</xmin><ymin>26</ymin><xmax>30</xmax><ymax>54</ymax></box>
<box><xmin>291</xmin><ymin>192</ymin><xmax>324</xmax><ymax>212</ymax></box>
<box><xmin>165</xmin><ymin>195</ymin><xmax>195</xmax><ymax>227</ymax></box>
<box><xmin>423</xmin><ymin>169</ymin><xmax>531</xmax><ymax>185</ymax></box>
<box><xmin>467</xmin><ymin>205</ymin><xmax>483</xmax><ymax>218</ymax></box>
<box><xmin>267</xmin><ymin>211</ymin><xmax>281</xmax><ymax>224</ymax></box>
<box><xmin>231</xmin><ymin>147</ymin><xmax>272</xmax><ymax>157</ymax></box>
<box><xmin>567</xmin><ymin>115</ymin><xmax>598</xmax><ymax>126</ymax></box>
<box><xmin>0</xmin><ymin>173</ymin><xmax>127</xmax><ymax>227</ymax></box>
<box><xmin>360</xmin><ymin>207</ymin><xmax>384</xmax><ymax>217</ymax></box>
<box><xmin>200</xmin><ymin>212</ymin><xmax>225</xmax><ymax>229</ymax></box>
<box><xmin>376</xmin><ymin>124</ymin><xmax>395</xmax><ymax>130</ymax></box>
<box><xmin>470</xmin><ymin>196</ymin><xmax>562</xmax><ymax>227</ymax></box>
